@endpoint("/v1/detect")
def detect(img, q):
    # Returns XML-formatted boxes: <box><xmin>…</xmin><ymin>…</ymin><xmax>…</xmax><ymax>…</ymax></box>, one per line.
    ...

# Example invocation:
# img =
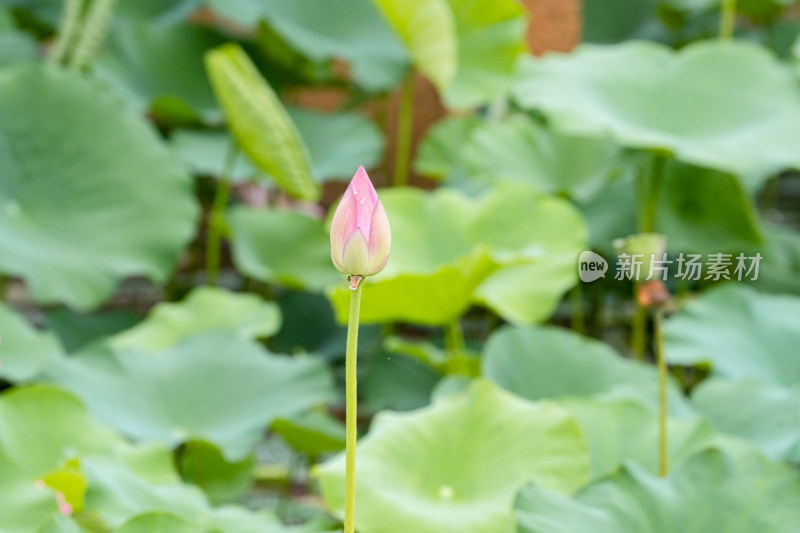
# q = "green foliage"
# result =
<box><xmin>111</xmin><ymin>287</ymin><xmax>282</xmax><ymax>352</ymax></box>
<box><xmin>561</xmin><ymin>397</ymin><xmax>717</xmax><ymax>480</ymax></box>
<box><xmin>0</xmin><ymin>302</ymin><xmax>63</xmax><ymax>382</ymax></box>
<box><xmin>171</xmin><ymin>108</ymin><xmax>384</xmax><ymax>184</ymax></box>
<box><xmin>0</xmin><ymin>7</ymin><xmax>37</xmax><ymax>66</ymax></box>
<box><xmin>693</xmin><ymin>378</ymin><xmax>800</xmax><ymax>463</ymax></box>
<box><xmin>288</xmin><ymin>107</ymin><xmax>385</xmax><ymax>182</ymax></box>
<box><xmin>513</xmin><ymin>40</ymin><xmax>800</xmax><ymax>181</ymax></box>
<box><xmin>317</xmin><ymin>380</ymin><xmax>590</xmax><ymax>533</ymax></box>
<box><xmin>327</xmin><ymin>185</ymin><xmax>587</xmax><ymax>325</ymax></box>
<box><xmin>370</xmin><ymin>0</ymin><xmax>457</xmax><ymax>91</ymax></box>
<box><xmin>271</xmin><ymin>411</ymin><xmax>347</xmax><ymax>458</ymax></box>
<box><xmin>416</xmin><ymin>114</ymin><xmax>622</xmax><ymax>200</ymax></box>
<box><xmin>97</xmin><ymin>19</ymin><xmax>225</xmax><ymax>119</ymax></box>
<box><xmin>228</xmin><ymin>208</ymin><xmax>340</xmax><ymax>291</ymax></box>
<box><xmin>207</xmin><ymin>0</ymin><xmax>409</xmax><ymax>90</ymax></box>
<box><xmin>442</xmin><ymin>0</ymin><xmax>527</xmax><ymax>109</ymax></box>
<box><xmin>170</xmin><ymin>129</ymin><xmax>264</xmax><ymax>183</ymax></box>
<box><xmin>482</xmin><ymin>326</ymin><xmax>690</xmax><ymax>412</ymax></box>
<box><xmin>665</xmin><ymin>285</ymin><xmax>800</xmax><ymax>462</ymax></box>
<box><xmin>176</xmin><ymin>441</ymin><xmax>254</xmax><ymax>505</ymax></box>
<box><xmin>516</xmin><ymin>445</ymin><xmax>800</xmax><ymax>533</ymax></box>
<box><xmin>115</xmin><ymin>513</ymin><xmax>216</xmax><ymax>533</ymax></box>
<box><xmin>582</xmin><ymin>0</ymin><xmax>658</xmax><ymax>43</ymax></box>
<box><xmin>3</xmin><ymin>1</ymin><xmax>800</xmax><ymax>530</ymax></box>
<box><xmin>665</xmin><ymin>285</ymin><xmax>800</xmax><ymax>383</ymax></box>
<box><xmin>205</xmin><ymin>43</ymin><xmax>319</xmax><ymax>200</ymax></box>
<box><xmin>48</xmin><ymin>333</ymin><xmax>334</xmax><ymax>460</ymax></box>
<box><xmin>0</xmin><ymin>64</ymin><xmax>198</xmax><ymax>310</ymax></box>
<box><xmin>579</xmin><ymin>158</ymin><xmax>763</xmax><ymax>253</ymax></box>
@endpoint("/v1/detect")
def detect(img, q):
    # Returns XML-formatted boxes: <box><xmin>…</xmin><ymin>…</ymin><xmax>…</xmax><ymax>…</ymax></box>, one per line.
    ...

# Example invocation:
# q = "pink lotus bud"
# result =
<box><xmin>330</xmin><ymin>166</ymin><xmax>391</xmax><ymax>281</ymax></box>
<box><xmin>55</xmin><ymin>491</ymin><xmax>73</xmax><ymax>516</ymax></box>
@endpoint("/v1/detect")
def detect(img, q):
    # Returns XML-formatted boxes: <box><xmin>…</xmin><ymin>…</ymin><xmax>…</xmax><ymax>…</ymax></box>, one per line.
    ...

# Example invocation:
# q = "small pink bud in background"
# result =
<box><xmin>330</xmin><ymin>166</ymin><xmax>391</xmax><ymax>281</ymax></box>
<box><xmin>55</xmin><ymin>492</ymin><xmax>73</xmax><ymax>516</ymax></box>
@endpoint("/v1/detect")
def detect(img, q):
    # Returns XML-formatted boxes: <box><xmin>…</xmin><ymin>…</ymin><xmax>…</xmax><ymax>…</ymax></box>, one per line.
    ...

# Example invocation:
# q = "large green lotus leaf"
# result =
<box><xmin>205</xmin><ymin>44</ymin><xmax>319</xmax><ymax>201</ymax></box>
<box><xmin>114</xmin><ymin>0</ymin><xmax>201</xmax><ymax>24</ymax></box>
<box><xmin>463</xmin><ymin>115</ymin><xmax>622</xmax><ymax>200</ymax></box>
<box><xmin>207</xmin><ymin>506</ymin><xmax>295</xmax><ymax>533</ymax></box>
<box><xmin>44</xmin><ymin>308</ymin><xmax>142</xmax><ymax>353</ymax></box>
<box><xmin>561</xmin><ymin>396</ymin><xmax>716</xmax><ymax>480</ymax></box>
<box><xmin>228</xmin><ymin>207</ymin><xmax>341</xmax><ymax>291</ymax></box>
<box><xmin>664</xmin><ymin>284</ymin><xmax>800</xmax><ymax>384</ymax></box>
<box><xmin>415</xmin><ymin>115</ymin><xmax>621</xmax><ymax>201</ymax></box>
<box><xmin>36</xmin><ymin>515</ymin><xmax>83</xmax><ymax>533</ymax></box>
<box><xmin>515</xmin><ymin>445</ymin><xmax>800</xmax><ymax>533</ymax></box>
<box><xmin>583</xmin><ymin>0</ymin><xmax>658</xmax><ymax>43</ymax></box>
<box><xmin>0</xmin><ymin>386</ymin><xmax>126</xmax><ymax>533</ymax></box>
<box><xmin>0</xmin><ymin>64</ymin><xmax>198</xmax><ymax>310</ymax></box>
<box><xmin>271</xmin><ymin>411</ymin><xmax>346</xmax><ymax>458</ymax></box>
<box><xmin>754</xmin><ymin>224</ymin><xmax>800</xmax><ymax>296</ymax></box>
<box><xmin>0</xmin><ymin>386</ymin><xmax>125</xmax><ymax>477</ymax></box>
<box><xmin>0</xmin><ymin>386</ymin><xmax>283</xmax><ymax>533</ymax></box>
<box><xmin>176</xmin><ymin>440</ymin><xmax>254</xmax><ymax>505</ymax></box>
<box><xmin>671</xmin><ymin>0</ymin><xmax>793</xmax><ymax>22</ymax></box>
<box><xmin>171</xmin><ymin>108</ymin><xmax>383</xmax><ymax>184</ymax></box>
<box><xmin>81</xmin><ymin>454</ymin><xmax>291</xmax><ymax>533</ymax></box>
<box><xmin>0</xmin><ymin>8</ymin><xmax>37</xmax><ymax>67</ymax></box>
<box><xmin>0</xmin><ymin>389</ymin><xmax>195</xmax><ymax>529</ymax></box>
<box><xmin>287</xmin><ymin>107</ymin><xmax>385</xmax><ymax>182</ymax></box>
<box><xmin>170</xmin><ymin>130</ymin><xmax>263</xmax><ymax>183</ymax></box>
<box><xmin>692</xmin><ymin>378</ymin><xmax>800</xmax><ymax>463</ymax></box>
<box><xmin>328</xmin><ymin>186</ymin><xmax>587</xmax><ymax>325</ymax></box>
<box><xmin>370</xmin><ymin>0</ymin><xmax>457</xmax><ymax>92</ymax></box>
<box><xmin>654</xmin><ymin>159</ymin><xmax>761</xmax><ymax>252</ymax></box>
<box><xmin>441</xmin><ymin>0</ymin><xmax>526</xmax><ymax>109</ymax></box>
<box><xmin>0</xmin><ymin>302</ymin><xmax>63</xmax><ymax>382</ymax></box>
<box><xmin>206</xmin><ymin>0</ymin><xmax>408</xmax><ymax>91</ymax></box>
<box><xmin>317</xmin><ymin>380</ymin><xmax>590</xmax><ymax>533</ymax></box>
<box><xmin>577</xmin><ymin>171</ymin><xmax>638</xmax><ymax>250</ymax></box>
<box><xmin>472</xmin><ymin>256</ymin><xmax>582</xmax><ymax>325</ymax></box>
<box><xmin>329</xmin><ymin>253</ymin><xmax>499</xmax><ymax>325</ymax></box>
<box><xmin>364</xmin><ymin>351</ymin><xmax>441</xmax><ymax>412</ymax></box>
<box><xmin>114</xmin><ymin>513</ymin><xmax>215</xmax><ymax>533</ymax></box>
<box><xmin>0</xmin><ymin>449</ymin><xmax>59</xmax><ymax>533</ymax></box>
<box><xmin>111</xmin><ymin>287</ymin><xmax>281</xmax><ymax>353</ymax></box>
<box><xmin>414</xmin><ymin>115</ymin><xmax>482</xmax><ymax>180</ymax></box>
<box><xmin>513</xmin><ymin>40</ymin><xmax>800</xmax><ymax>179</ymax></box>
<box><xmin>665</xmin><ymin>286</ymin><xmax>800</xmax><ymax>462</ymax></box>
<box><xmin>97</xmin><ymin>20</ymin><xmax>224</xmax><ymax>119</ymax></box>
<box><xmin>579</xmin><ymin>158</ymin><xmax>763</xmax><ymax>253</ymax></box>
<box><xmin>81</xmin><ymin>453</ymin><xmax>213</xmax><ymax>527</ymax></box>
<box><xmin>482</xmin><ymin>326</ymin><xmax>690</xmax><ymax>413</ymax></box>
<box><xmin>48</xmin><ymin>333</ymin><xmax>334</xmax><ymax>461</ymax></box>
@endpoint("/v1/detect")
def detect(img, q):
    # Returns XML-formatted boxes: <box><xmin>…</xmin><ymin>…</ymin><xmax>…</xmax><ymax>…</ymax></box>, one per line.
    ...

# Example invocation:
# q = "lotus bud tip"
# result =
<box><xmin>330</xmin><ymin>167</ymin><xmax>391</xmax><ymax>279</ymax></box>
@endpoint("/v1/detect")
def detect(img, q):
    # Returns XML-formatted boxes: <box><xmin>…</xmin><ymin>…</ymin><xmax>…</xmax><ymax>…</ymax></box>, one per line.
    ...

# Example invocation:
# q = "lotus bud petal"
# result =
<box><xmin>330</xmin><ymin>166</ymin><xmax>391</xmax><ymax>278</ymax></box>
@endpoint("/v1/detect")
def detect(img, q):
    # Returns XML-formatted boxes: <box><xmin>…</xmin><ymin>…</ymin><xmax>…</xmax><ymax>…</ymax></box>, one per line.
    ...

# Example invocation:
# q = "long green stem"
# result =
<box><xmin>206</xmin><ymin>144</ymin><xmax>238</xmax><ymax>286</ymax></box>
<box><xmin>570</xmin><ymin>284</ymin><xmax>585</xmax><ymax>335</ymax></box>
<box><xmin>632</xmin><ymin>154</ymin><xmax>665</xmax><ymax>359</ymax></box>
<box><xmin>641</xmin><ymin>154</ymin><xmax>665</xmax><ymax>234</ymax></box>
<box><xmin>344</xmin><ymin>278</ymin><xmax>364</xmax><ymax>533</ymax></box>
<box><xmin>445</xmin><ymin>319</ymin><xmax>467</xmax><ymax>375</ymax></box>
<box><xmin>631</xmin><ymin>298</ymin><xmax>647</xmax><ymax>361</ymax></box>
<box><xmin>720</xmin><ymin>0</ymin><xmax>737</xmax><ymax>40</ymax></box>
<box><xmin>68</xmin><ymin>0</ymin><xmax>117</xmax><ymax>71</ymax></box>
<box><xmin>50</xmin><ymin>0</ymin><xmax>85</xmax><ymax>65</ymax></box>
<box><xmin>393</xmin><ymin>73</ymin><xmax>415</xmax><ymax>187</ymax></box>
<box><xmin>654</xmin><ymin>308</ymin><xmax>668</xmax><ymax>477</ymax></box>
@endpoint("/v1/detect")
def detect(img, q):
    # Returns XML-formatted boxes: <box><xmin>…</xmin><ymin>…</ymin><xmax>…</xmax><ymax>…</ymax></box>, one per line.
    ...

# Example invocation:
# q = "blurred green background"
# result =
<box><xmin>1</xmin><ymin>0</ymin><xmax>800</xmax><ymax>532</ymax></box>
